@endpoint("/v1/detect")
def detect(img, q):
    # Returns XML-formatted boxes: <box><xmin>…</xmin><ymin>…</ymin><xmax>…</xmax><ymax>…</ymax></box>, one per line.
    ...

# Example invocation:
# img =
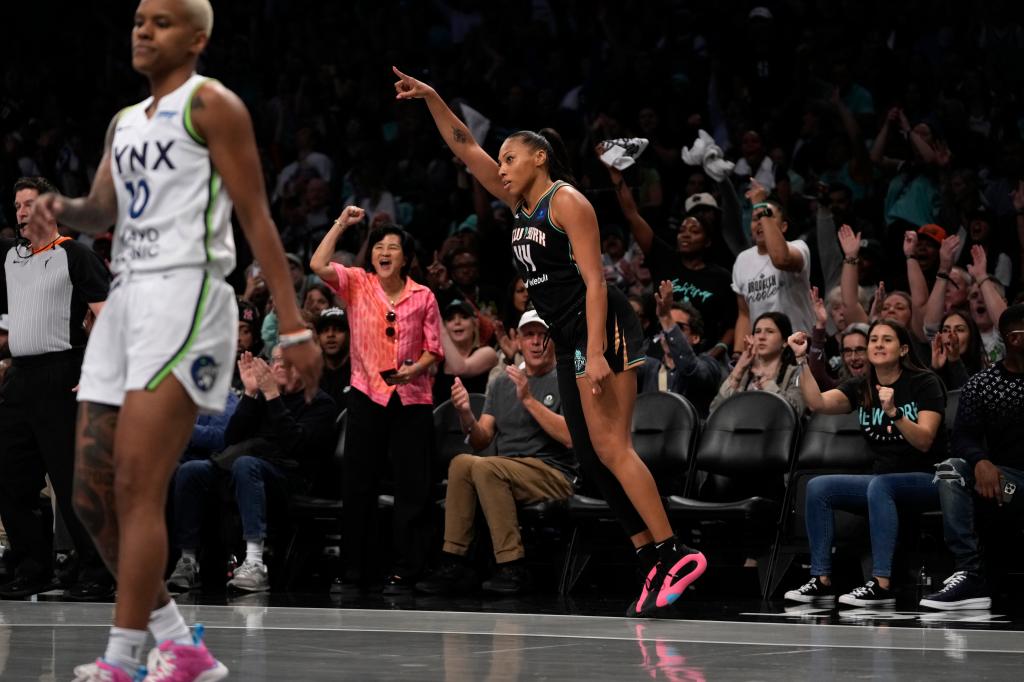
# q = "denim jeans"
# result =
<box><xmin>806</xmin><ymin>472</ymin><xmax>938</xmax><ymax>578</ymax></box>
<box><xmin>172</xmin><ymin>456</ymin><xmax>287</xmax><ymax>548</ymax></box>
<box><xmin>934</xmin><ymin>458</ymin><xmax>1024</xmax><ymax>573</ymax></box>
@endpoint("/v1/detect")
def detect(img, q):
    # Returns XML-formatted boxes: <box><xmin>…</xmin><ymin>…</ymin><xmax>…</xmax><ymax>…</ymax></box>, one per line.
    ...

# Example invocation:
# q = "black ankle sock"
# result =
<box><xmin>636</xmin><ymin>544</ymin><xmax>658</xmax><ymax>573</ymax></box>
<box><xmin>655</xmin><ymin>536</ymin><xmax>679</xmax><ymax>562</ymax></box>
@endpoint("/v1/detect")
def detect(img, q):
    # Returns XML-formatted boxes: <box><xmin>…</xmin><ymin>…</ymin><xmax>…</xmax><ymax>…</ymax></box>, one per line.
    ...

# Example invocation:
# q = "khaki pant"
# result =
<box><xmin>442</xmin><ymin>454</ymin><xmax>573</xmax><ymax>563</ymax></box>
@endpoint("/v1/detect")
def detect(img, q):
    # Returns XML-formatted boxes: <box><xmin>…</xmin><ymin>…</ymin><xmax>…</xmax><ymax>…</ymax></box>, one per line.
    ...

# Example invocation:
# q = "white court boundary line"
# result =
<box><xmin>3</xmin><ymin>621</ymin><xmax>1023</xmax><ymax>655</ymax></box>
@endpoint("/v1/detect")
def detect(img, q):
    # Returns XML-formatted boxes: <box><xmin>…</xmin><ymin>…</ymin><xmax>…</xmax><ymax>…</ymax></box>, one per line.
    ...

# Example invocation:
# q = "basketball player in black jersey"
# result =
<box><xmin>393</xmin><ymin>67</ymin><xmax>707</xmax><ymax>617</ymax></box>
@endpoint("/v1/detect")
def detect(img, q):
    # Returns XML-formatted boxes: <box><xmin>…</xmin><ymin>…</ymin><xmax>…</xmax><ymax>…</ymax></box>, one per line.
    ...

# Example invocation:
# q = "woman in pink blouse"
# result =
<box><xmin>311</xmin><ymin>206</ymin><xmax>442</xmax><ymax>593</ymax></box>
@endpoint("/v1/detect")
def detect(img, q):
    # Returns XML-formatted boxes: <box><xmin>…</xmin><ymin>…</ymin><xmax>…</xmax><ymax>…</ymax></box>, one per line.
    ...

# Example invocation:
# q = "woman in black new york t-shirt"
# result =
<box><xmin>781</xmin><ymin>319</ymin><xmax>946</xmax><ymax>608</ymax></box>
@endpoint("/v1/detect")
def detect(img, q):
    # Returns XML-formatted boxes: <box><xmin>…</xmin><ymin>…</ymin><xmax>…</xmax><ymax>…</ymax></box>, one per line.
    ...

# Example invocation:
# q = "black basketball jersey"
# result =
<box><xmin>510</xmin><ymin>181</ymin><xmax>587</xmax><ymax>327</ymax></box>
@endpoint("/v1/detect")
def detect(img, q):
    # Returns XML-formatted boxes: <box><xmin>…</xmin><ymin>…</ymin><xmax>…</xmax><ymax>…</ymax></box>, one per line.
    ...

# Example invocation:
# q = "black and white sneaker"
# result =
<box><xmin>783</xmin><ymin>577</ymin><xmax>836</xmax><ymax>605</ymax></box>
<box><xmin>838</xmin><ymin>580</ymin><xmax>895</xmax><ymax>607</ymax></box>
<box><xmin>919</xmin><ymin>571</ymin><xmax>992</xmax><ymax>611</ymax></box>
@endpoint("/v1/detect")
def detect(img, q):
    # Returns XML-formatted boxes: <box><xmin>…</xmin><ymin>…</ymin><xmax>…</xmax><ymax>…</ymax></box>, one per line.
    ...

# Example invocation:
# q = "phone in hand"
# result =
<box><xmin>1002</xmin><ymin>478</ymin><xmax>1017</xmax><ymax>505</ymax></box>
<box><xmin>380</xmin><ymin>369</ymin><xmax>399</xmax><ymax>385</ymax></box>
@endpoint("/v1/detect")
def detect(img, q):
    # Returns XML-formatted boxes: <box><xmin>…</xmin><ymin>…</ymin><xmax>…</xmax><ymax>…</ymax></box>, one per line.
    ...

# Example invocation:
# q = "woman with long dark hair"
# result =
<box><xmin>783</xmin><ymin>319</ymin><xmax>946</xmax><ymax>607</ymax></box>
<box><xmin>710</xmin><ymin>311</ymin><xmax>804</xmax><ymax>414</ymax></box>
<box><xmin>931</xmin><ymin>310</ymin><xmax>988</xmax><ymax>390</ymax></box>
<box><xmin>393</xmin><ymin>67</ymin><xmax>706</xmax><ymax>617</ymax></box>
<box><xmin>311</xmin><ymin>206</ymin><xmax>442</xmax><ymax>593</ymax></box>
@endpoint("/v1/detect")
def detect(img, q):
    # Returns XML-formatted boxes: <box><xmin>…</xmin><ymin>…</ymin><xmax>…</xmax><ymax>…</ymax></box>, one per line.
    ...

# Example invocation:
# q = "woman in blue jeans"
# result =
<box><xmin>783</xmin><ymin>319</ymin><xmax>946</xmax><ymax>607</ymax></box>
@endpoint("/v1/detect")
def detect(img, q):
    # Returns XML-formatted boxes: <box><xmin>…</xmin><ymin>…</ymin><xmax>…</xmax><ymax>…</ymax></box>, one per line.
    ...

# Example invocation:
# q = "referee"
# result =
<box><xmin>0</xmin><ymin>176</ymin><xmax>114</xmax><ymax>600</ymax></box>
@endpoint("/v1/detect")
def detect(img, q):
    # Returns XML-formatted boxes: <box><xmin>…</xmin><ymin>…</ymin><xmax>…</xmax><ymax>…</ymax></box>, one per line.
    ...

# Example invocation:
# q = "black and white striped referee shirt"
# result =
<box><xmin>0</xmin><ymin>237</ymin><xmax>110</xmax><ymax>358</ymax></box>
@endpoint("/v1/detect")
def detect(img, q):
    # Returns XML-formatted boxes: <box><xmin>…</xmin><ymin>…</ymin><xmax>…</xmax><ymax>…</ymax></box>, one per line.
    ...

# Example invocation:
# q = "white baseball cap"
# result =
<box><xmin>685</xmin><ymin>192</ymin><xmax>721</xmax><ymax>214</ymax></box>
<box><xmin>518</xmin><ymin>309</ymin><xmax>549</xmax><ymax>330</ymax></box>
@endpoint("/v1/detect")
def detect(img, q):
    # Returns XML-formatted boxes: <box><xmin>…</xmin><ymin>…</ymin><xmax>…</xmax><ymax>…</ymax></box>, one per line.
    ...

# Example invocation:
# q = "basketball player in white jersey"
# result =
<box><xmin>26</xmin><ymin>1</ymin><xmax>321</xmax><ymax>679</ymax></box>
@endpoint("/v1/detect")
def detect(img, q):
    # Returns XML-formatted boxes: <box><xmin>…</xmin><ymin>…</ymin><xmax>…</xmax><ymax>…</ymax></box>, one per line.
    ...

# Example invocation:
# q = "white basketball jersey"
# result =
<box><xmin>110</xmin><ymin>73</ymin><xmax>235</xmax><ymax>277</ymax></box>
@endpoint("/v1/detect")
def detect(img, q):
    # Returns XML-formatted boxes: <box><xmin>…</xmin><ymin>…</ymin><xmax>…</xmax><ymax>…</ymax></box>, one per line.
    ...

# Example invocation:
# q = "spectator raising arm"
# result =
<box><xmin>604</xmin><ymin>164</ymin><xmax>653</xmax><ymax>254</ymax></box>
<box><xmin>909</xmin><ymin>229</ymin><xmax>946</xmax><ymax>339</ymax></box>
<box><xmin>787</xmin><ymin>332</ymin><xmax>852</xmax><ymax>414</ymax></box>
<box><xmin>966</xmin><ymin>245</ymin><xmax>1007</xmax><ymax>325</ymax></box>
<box><xmin>838</xmin><ymin>224</ymin><xmax>869</xmax><ymax>325</ymax></box>
<box><xmin>310</xmin><ymin>206</ymin><xmax>366</xmax><ymax>289</ymax></box>
<box><xmin>747</xmin><ymin>179</ymin><xmax>804</xmax><ymax>272</ymax></box>
<box><xmin>922</xmin><ymin>232</ymin><xmax>961</xmax><ymax>336</ymax></box>
<box><xmin>717</xmin><ymin>175</ymin><xmax>749</xmax><ymax>257</ymax></box>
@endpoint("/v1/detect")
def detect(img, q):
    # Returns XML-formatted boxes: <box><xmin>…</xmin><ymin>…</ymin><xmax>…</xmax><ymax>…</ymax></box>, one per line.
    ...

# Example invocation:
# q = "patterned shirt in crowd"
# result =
<box><xmin>952</xmin><ymin>362</ymin><xmax>1024</xmax><ymax>470</ymax></box>
<box><xmin>326</xmin><ymin>263</ymin><xmax>442</xmax><ymax>407</ymax></box>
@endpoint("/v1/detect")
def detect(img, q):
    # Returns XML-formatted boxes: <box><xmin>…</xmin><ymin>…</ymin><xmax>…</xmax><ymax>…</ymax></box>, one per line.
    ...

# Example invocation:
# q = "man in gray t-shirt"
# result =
<box><xmin>416</xmin><ymin>310</ymin><xmax>577</xmax><ymax>596</ymax></box>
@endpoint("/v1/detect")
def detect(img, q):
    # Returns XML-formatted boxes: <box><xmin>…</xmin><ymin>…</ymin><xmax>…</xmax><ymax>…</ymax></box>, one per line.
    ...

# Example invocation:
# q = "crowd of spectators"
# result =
<box><xmin>3</xmin><ymin>0</ymin><xmax>1024</xmax><ymax>604</ymax></box>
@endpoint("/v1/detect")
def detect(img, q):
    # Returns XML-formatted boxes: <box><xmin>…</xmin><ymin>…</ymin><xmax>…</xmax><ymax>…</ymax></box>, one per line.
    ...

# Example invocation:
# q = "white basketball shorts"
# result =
<box><xmin>78</xmin><ymin>268</ymin><xmax>238</xmax><ymax>414</ymax></box>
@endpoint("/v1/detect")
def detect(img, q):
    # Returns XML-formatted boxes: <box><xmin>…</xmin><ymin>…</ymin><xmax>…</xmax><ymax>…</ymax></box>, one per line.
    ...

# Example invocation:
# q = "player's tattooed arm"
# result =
<box><xmin>452</xmin><ymin>126</ymin><xmax>468</xmax><ymax>144</ymax></box>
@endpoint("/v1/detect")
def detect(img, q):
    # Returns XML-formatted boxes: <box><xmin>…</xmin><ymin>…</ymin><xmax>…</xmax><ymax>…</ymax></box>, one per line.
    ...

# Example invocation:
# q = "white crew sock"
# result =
<box><xmin>148</xmin><ymin>599</ymin><xmax>192</xmax><ymax>645</ymax></box>
<box><xmin>104</xmin><ymin>627</ymin><xmax>147</xmax><ymax>673</ymax></box>
<box><xmin>245</xmin><ymin>540</ymin><xmax>263</xmax><ymax>564</ymax></box>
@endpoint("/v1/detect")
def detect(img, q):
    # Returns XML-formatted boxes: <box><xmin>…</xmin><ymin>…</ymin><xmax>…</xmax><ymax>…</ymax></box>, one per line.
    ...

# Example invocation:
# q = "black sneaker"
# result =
<box><xmin>330</xmin><ymin>568</ymin><xmax>365</xmax><ymax>595</ymax></box>
<box><xmin>415</xmin><ymin>562</ymin><xmax>478</xmax><ymax>595</ymax></box>
<box><xmin>64</xmin><ymin>577</ymin><xmax>116</xmax><ymax>601</ymax></box>
<box><xmin>382</xmin><ymin>574</ymin><xmax>413</xmax><ymax>595</ymax></box>
<box><xmin>0</xmin><ymin>572</ymin><xmax>57</xmax><ymax>599</ymax></box>
<box><xmin>53</xmin><ymin>551</ymin><xmax>78</xmax><ymax>590</ymax></box>
<box><xmin>920</xmin><ymin>571</ymin><xmax>992</xmax><ymax>611</ymax></box>
<box><xmin>783</xmin><ymin>577</ymin><xmax>836</xmax><ymax>605</ymax></box>
<box><xmin>482</xmin><ymin>564</ymin><xmax>534</xmax><ymax>595</ymax></box>
<box><xmin>838</xmin><ymin>580</ymin><xmax>895</xmax><ymax>607</ymax></box>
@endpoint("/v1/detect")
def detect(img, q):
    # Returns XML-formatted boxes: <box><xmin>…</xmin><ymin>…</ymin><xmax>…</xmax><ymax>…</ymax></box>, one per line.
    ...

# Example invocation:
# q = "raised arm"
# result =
<box><xmin>787</xmin><ymin>332</ymin><xmax>852</xmax><ymax>414</ymax></box>
<box><xmin>838</xmin><ymin>224</ymin><xmax>869</xmax><ymax>324</ymax></box>
<box><xmin>748</xmin><ymin>179</ymin><xmax>803</xmax><ymax>272</ymax></box>
<box><xmin>966</xmin><ymin>245</ymin><xmax>1007</xmax><ymax>324</ymax></box>
<box><xmin>921</xmin><ymin>233</ymin><xmax>960</xmax><ymax>335</ymax></box>
<box><xmin>310</xmin><ymin>206</ymin><xmax>365</xmax><ymax>287</ymax></box>
<box><xmin>26</xmin><ymin>115</ymin><xmax>119</xmax><ymax>234</ymax></box>
<box><xmin>604</xmin><ymin>164</ymin><xmax>653</xmax><ymax>254</ymax></box>
<box><xmin>718</xmin><ymin>177</ymin><xmax>749</xmax><ymax>256</ymax></box>
<box><xmin>439</xmin><ymin>324</ymin><xmax>499</xmax><ymax>377</ymax></box>
<box><xmin>393</xmin><ymin>66</ymin><xmax>516</xmax><ymax>207</ymax></box>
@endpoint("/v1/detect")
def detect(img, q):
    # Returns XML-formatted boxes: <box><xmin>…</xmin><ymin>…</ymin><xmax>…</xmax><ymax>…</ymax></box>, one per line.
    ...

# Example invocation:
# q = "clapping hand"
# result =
<box><xmin>238</xmin><ymin>352</ymin><xmax>261</xmax><ymax>395</ymax></box>
<box><xmin>838</xmin><ymin>224</ymin><xmax>862</xmax><ymax>260</ymax></box>
<box><xmin>938</xmin><ymin>233</ymin><xmax>960</xmax><ymax>272</ymax></box>
<box><xmin>966</xmin><ymin>244</ymin><xmax>988</xmax><ymax>282</ymax></box>
<box><xmin>931</xmin><ymin>333</ymin><xmax>947</xmax><ymax>369</ymax></box>
<box><xmin>451</xmin><ymin>376</ymin><xmax>471</xmax><ymax>415</ymax></box>
<box><xmin>902</xmin><ymin>230</ymin><xmax>918</xmax><ymax>259</ymax></box>
<box><xmin>506</xmin><ymin>363</ymin><xmax>532</xmax><ymax>402</ymax></box>
<box><xmin>810</xmin><ymin>286</ymin><xmax>828</xmax><ymax>330</ymax></box>
<box><xmin>654</xmin><ymin>280</ymin><xmax>674</xmax><ymax>320</ymax></box>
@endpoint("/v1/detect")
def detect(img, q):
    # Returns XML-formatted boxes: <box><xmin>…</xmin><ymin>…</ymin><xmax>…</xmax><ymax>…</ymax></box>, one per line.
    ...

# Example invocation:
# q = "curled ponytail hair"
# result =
<box><xmin>508</xmin><ymin>128</ymin><xmax>576</xmax><ymax>186</ymax></box>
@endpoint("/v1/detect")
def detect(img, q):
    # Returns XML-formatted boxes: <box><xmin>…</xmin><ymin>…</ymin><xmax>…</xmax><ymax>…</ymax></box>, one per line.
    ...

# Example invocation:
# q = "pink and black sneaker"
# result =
<box><xmin>143</xmin><ymin>625</ymin><xmax>228</xmax><ymax>681</ymax></box>
<box><xmin>628</xmin><ymin>544</ymin><xmax>707</xmax><ymax>617</ymax></box>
